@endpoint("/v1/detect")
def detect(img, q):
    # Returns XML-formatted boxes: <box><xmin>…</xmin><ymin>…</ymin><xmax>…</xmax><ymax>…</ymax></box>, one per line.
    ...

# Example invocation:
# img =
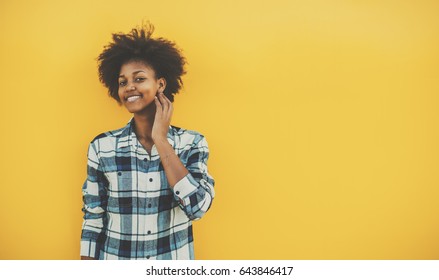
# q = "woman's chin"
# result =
<box><xmin>124</xmin><ymin>103</ymin><xmax>155</xmax><ymax>114</ymax></box>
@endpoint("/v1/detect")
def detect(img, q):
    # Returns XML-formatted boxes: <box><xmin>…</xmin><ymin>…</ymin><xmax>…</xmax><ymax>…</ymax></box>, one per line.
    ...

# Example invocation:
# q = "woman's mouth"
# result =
<box><xmin>126</xmin><ymin>95</ymin><xmax>141</xmax><ymax>102</ymax></box>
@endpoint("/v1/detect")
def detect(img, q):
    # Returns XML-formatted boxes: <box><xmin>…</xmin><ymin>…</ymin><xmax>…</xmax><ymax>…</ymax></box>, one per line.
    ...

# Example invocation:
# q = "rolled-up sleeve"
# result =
<box><xmin>172</xmin><ymin>136</ymin><xmax>215</xmax><ymax>221</ymax></box>
<box><xmin>80</xmin><ymin>141</ymin><xmax>108</xmax><ymax>258</ymax></box>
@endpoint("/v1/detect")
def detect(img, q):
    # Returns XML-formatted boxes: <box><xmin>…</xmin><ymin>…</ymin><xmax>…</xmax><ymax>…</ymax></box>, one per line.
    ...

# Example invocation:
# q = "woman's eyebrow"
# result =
<box><xmin>118</xmin><ymin>70</ymin><xmax>146</xmax><ymax>78</ymax></box>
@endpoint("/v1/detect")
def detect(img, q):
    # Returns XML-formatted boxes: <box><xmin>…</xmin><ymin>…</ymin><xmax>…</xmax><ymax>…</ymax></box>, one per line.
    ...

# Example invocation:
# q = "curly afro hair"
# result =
<box><xmin>97</xmin><ymin>21</ymin><xmax>187</xmax><ymax>103</ymax></box>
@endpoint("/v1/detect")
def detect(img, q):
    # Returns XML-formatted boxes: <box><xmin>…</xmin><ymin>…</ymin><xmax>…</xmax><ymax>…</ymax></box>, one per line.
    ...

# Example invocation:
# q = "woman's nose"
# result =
<box><xmin>126</xmin><ymin>83</ymin><xmax>136</xmax><ymax>92</ymax></box>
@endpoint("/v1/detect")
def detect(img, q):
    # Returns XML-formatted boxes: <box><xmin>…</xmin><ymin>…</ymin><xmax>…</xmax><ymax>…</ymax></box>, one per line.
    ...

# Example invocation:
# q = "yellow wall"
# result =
<box><xmin>0</xmin><ymin>0</ymin><xmax>438</xmax><ymax>259</ymax></box>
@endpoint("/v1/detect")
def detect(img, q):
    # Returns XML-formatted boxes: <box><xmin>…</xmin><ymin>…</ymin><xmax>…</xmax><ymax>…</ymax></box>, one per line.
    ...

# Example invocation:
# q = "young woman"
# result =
<box><xmin>80</xmin><ymin>22</ymin><xmax>215</xmax><ymax>260</ymax></box>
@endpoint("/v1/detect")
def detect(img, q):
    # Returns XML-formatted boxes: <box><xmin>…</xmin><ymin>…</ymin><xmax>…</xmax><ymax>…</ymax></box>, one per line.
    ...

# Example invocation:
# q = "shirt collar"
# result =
<box><xmin>118</xmin><ymin>117</ymin><xmax>175</xmax><ymax>151</ymax></box>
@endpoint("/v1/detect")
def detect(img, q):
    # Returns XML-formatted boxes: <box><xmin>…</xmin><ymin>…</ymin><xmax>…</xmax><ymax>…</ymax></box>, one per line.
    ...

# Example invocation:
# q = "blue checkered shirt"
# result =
<box><xmin>80</xmin><ymin>118</ymin><xmax>215</xmax><ymax>259</ymax></box>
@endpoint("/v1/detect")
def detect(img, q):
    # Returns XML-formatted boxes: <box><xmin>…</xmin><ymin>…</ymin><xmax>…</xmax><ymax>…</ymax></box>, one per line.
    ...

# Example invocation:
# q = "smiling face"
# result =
<box><xmin>117</xmin><ymin>60</ymin><xmax>166</xmax><ymax>114</ymax></box>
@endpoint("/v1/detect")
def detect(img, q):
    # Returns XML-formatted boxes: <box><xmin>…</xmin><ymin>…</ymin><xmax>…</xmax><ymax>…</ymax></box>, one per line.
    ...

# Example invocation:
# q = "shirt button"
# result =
<box><xmin>149</xmin><ymin>178</ymin><xmax>153</xmax><ymax>182</ymax></box>
<box><xmin>147</xmin><ymin>230</ymin><xmax>151</xmax><ymax>234</ymax></box>
<box><xmin>148</xmin><ymin>203</ymin><xmax>152</xmax><ymax>208</ymax></box>
<box><xmin>117</xmin><ymin>172</ymin><xmax>122</xmax><ymax>176</ymax></box>
<box><xmin>143</xmin><ymin>158</ymin><xmax>147</xmax><ymax>162</ymax></box>
<box><xmin>176</xmin><ymin>191</ymin><xmax>180</xmax><ymax>195</ymax></box>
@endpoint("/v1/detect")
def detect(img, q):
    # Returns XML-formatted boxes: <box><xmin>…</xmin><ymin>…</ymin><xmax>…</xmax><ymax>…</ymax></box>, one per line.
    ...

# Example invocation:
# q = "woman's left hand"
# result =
<box><xmin>152</xmin><ymin>92</ymin><xmax>173</xmax><ymax>142</ymax></box>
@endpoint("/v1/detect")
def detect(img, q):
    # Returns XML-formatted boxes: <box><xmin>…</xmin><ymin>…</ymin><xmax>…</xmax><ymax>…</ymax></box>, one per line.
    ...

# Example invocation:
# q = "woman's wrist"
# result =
<box><xmin>154</xmin><ymin>137</ymin><xmax>170</xmax><ymax>147</ymax></box>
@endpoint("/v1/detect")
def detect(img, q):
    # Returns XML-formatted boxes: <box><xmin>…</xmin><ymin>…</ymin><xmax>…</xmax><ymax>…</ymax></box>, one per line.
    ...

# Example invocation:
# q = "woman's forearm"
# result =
<box><xmin>154</xmin><ymin>138</ymin><xmax>189</xmax><ymax>187</ymax></box>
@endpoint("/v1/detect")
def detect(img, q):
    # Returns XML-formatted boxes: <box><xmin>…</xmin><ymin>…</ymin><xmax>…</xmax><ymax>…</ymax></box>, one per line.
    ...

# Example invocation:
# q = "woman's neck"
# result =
<box><xmin>133</xmin><ymin>110</ymin><xmax>155</xmax><ymax>142</ymax></box>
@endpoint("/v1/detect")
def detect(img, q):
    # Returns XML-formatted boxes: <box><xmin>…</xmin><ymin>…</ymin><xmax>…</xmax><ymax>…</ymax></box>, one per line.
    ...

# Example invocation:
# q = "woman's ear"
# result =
<box><xmin>158</xmin><ymin>78</ymin><xmax>167</xmax><ymax>91</ymax></box>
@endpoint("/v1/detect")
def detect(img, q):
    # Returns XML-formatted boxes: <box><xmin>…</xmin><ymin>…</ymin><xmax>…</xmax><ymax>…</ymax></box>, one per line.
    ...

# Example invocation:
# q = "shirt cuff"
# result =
<box><xmin>80</xmin><ymin>239</ymin><xmax>98</xmax><ymax>258</ymax></box>
<box><xmin>173</xmin><ymin>173</ymin><xmax>198</xmax><ymax>201</ymax></box>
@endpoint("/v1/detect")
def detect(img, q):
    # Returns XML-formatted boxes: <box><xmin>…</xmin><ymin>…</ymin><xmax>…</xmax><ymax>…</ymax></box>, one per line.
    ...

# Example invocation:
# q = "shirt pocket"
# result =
<box><xmin>118</xmin><ymin>171</ymin><xmax>135</xmax><ymax>192</ymax></box>
<box><xmin>105</xmin><ymin>170</ymin><xmax>134</xmax><ymax>192</ymax></box>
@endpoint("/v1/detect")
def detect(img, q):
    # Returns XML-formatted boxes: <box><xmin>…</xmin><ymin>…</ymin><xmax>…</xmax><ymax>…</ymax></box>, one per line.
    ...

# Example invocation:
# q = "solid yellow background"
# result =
<box><xmin>0</xmin><ymin>0</ymin><xmax>438</xmax><ymax>259</ymax></box>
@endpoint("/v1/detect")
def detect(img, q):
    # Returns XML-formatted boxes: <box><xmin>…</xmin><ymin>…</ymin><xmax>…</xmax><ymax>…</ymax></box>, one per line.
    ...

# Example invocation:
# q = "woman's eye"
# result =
<box><xmin>135</xmin><ymin>77</ymin><xmax>145</xmax><ymax>82</ymax></box>
<box><xmin>119</xmin><ymin>81</ymin><xmax>126</xmax><ymax>86</ymax></box>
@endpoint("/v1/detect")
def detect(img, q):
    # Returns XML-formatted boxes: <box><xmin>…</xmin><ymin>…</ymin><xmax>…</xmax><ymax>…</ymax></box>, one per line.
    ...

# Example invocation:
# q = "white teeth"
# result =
<box><xmin>127</xmin><ymin>96</ymin><xmax>141</xmax><ymax>102</ymax></box>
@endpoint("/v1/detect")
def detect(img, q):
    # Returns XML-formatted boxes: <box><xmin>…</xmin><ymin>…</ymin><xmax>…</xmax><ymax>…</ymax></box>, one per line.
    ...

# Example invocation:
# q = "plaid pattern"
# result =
<box><xmin>80</xmin><ymin>117</ymin><xmax>215</xmax><ymax>260</ymax></box>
